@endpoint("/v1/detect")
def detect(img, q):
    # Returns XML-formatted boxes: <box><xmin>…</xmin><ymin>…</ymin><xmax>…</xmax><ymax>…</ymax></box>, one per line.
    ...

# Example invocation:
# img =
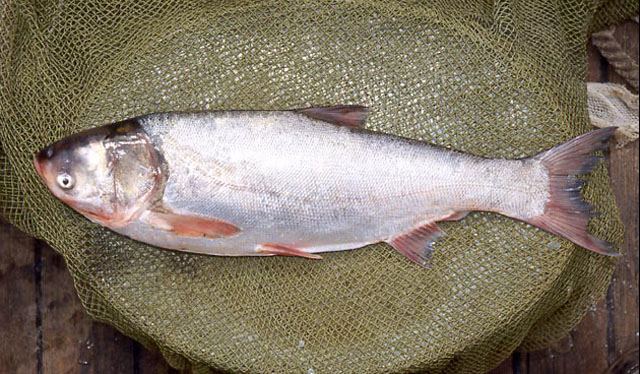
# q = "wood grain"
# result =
<box><xmin>605</xmin><ymin>21</ymin><xmax>639</xmax><ymax>370</ymax></box>
<box><xmin>0</xmin><ymin>223</ymin><xmax>39</xmax><ymax>374</ymax></box>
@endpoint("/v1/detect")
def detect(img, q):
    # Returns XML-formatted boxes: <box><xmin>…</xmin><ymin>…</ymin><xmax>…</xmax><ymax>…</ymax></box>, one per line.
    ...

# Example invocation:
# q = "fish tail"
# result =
<box><xmin>527</xmin><ymin>127</ymin><xmax>619</xmax><ymax>256</ymax></box>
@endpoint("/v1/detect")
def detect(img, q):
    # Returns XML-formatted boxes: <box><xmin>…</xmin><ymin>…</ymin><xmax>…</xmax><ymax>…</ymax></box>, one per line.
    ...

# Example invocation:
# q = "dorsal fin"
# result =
<box><xmin>295</xmin><ymin>105</ymin><xmax>369</xmax><ymax>127</ymax></box>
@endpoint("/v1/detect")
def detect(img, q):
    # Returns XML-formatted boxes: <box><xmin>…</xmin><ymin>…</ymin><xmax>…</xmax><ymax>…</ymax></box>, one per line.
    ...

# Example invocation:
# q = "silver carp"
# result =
<box><xmin>34</xmin><ymin>106</ymin><xmax>618</xmax><ymax>267</ymax></box>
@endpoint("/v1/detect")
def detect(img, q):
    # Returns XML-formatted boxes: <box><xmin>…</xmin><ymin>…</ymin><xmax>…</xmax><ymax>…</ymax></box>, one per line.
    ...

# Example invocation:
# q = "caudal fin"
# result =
<box><xmin>527</xmin><ymin>127</ymin><xmax>619</xmax><ymax>256</ymax></box>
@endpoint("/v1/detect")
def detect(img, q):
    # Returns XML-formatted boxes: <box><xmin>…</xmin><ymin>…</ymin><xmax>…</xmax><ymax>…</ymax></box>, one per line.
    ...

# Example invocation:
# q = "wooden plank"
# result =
<box><xmin>607</xmin><ymin>139</ymin><xmax>639</xmax><ymax>371</ymax></box>
<box><xmin>490</xmin><ymin>356</ymin><xmax>513</xmax><ymax>374</ymax></box>
<box><xmin>0</xmin><ymin>222</ymin><xmax>39</xmax><ymax>374</ymax></box>
<box><xmin>605</xmin><ymin>19</ymin><xmax>639</xmax><ymax>370</ymax></box>
<box><xmin>40</xmin><ymin>239</ymin><xmax>89</xmax><ymax>374</ymax></box>
<box><xmin>587</xmin><ymin>38</ymin><xmax>608</xmax><ymax>83</ymax></box>
<box><xmin>40</xmin><ymin>240</ymin><xmax>137</xmax><ymax>374</ymax></box>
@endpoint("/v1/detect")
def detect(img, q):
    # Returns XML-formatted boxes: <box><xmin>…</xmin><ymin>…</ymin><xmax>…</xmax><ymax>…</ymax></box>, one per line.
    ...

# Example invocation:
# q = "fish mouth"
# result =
<box><xmin>34</xmin><ymin>142</ymin><xmax>61</xmax><ymax>183</ymax></box>
<box><xmin>33</xmin><ymin>148</ymin><xmax>50</xmax><ymax>183</ymax></box>
<box><xmin>33</xmin><ymin>152</ymin><xmax>117</xmax><ymax>225</ymax></box>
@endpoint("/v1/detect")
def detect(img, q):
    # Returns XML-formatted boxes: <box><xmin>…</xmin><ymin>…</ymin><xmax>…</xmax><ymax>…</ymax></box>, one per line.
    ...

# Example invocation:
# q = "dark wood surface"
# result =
<box><xmin>0</xmin><ymin>21</ymin><xmax>637</xmax><ymax>374</ymax></box>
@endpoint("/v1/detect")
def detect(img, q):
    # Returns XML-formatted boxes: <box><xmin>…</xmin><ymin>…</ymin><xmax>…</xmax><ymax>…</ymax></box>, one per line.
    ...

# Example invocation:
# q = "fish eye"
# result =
<box><xmin>56</xmin><ymin>173</ymin><xmax>75</xmax><ymax>190</ymax></box>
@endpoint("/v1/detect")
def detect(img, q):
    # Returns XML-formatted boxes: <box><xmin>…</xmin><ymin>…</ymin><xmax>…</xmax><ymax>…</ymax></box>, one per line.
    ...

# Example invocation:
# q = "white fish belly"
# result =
<box><xmin>115</xmin><ymin>111</ymin><xmax>548</xmax><ymax>256</ymax></box>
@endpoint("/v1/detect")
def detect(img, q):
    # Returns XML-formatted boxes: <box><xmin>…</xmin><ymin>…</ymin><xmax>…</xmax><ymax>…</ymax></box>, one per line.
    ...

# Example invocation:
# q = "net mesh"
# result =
<box><xmin>587</xmin><ymin>82</ymin><xmax>639</xmax><ymax>146</ymax></box>
<box><xmin>1</xmin><ymin>1</ymin><xmax>637</xmax><ymax>372</ymax></box>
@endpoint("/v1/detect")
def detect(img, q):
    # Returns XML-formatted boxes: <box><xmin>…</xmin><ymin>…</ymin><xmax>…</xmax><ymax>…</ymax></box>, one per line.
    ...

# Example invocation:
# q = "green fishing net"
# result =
<box><xmin>1</xmin><ymin>0</ymin><xmax>637</xmax><ymax>372</ymax></box>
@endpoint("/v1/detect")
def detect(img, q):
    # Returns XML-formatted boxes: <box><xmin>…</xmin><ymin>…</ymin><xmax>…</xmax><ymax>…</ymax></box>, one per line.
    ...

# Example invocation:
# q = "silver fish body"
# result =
<box><xmin>34</xmin><ymin>107</ymin><xmax>618</xmax><ymax>266</ymax></box>
<box><xmin>123</xmin><ymin>111</ymin><xmax>543</xmax><ymax>256</ymax></box>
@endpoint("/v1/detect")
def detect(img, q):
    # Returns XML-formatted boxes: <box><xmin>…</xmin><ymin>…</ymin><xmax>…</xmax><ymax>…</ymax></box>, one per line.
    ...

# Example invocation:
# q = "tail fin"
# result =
<box><xmin>527</xmin><ymin>127</ymin><xmax>619</xmax><ymax>256</ymax></box>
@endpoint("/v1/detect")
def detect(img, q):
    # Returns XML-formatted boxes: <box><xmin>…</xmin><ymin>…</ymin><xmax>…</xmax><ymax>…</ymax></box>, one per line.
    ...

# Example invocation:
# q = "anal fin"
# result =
<box><xmin>256</xmin><ymin>243</ymin><xmax>322</xmax><ymax>260</ymax></box>
<box><xmin>387</xmin><ymin>223</ymin><xmax>444</xmax><ymax>268</ymax></box>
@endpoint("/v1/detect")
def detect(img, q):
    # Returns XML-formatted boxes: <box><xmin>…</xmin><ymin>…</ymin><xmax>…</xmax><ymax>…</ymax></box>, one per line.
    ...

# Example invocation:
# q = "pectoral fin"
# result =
<box><xmin>387</xmin><ymin>223</ymin><xmax>444</xmax><ymax>268</ymax></box>
<box><xmin>295</xmin><ymin>105</ymin><xmax>369</xmax><ymax>128</ymax></box>
<box><xmin>144</xmin><ymin>209</ymin><xmax>240</xmax><ymax>239</ymax></box>
<box><xmin>256</xmin><ymin>243</ymin><xmax>322</xmax><ymax>259</ymax></box>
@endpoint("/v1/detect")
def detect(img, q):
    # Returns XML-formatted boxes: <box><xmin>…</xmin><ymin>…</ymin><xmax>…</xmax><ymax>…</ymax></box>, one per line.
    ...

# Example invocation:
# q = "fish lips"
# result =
<box><xmin>33</xmin><ymin>146</ymin><xmax>53</xmax><ymax>185</ymax></box>
<box><xmin>33</xmin><ymin>141</ymin><xmax>136</xmax><ymax>228</ymax></box>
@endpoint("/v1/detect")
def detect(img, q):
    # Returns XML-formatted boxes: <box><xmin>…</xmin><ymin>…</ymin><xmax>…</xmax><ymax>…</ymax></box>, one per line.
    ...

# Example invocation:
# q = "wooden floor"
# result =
<box><xmin>1</xmin><ymin>22</ymin><xmax>637</xmax><ymax>374</ymax></box>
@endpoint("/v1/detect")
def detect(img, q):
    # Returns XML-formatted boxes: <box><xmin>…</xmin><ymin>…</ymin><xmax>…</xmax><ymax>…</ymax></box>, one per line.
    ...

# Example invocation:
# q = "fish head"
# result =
<box><xmin>34</xmin><ymin>121</ymin><xmax>163</xmax><ymax>227</ymax></box>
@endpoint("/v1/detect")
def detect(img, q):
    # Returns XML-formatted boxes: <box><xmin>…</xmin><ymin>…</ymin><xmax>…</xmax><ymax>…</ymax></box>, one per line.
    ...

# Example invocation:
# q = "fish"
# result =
<box><xmin>33</xmin><ymin>106</ymin><xmax>619</xmax><ymax>267</ymax></box>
